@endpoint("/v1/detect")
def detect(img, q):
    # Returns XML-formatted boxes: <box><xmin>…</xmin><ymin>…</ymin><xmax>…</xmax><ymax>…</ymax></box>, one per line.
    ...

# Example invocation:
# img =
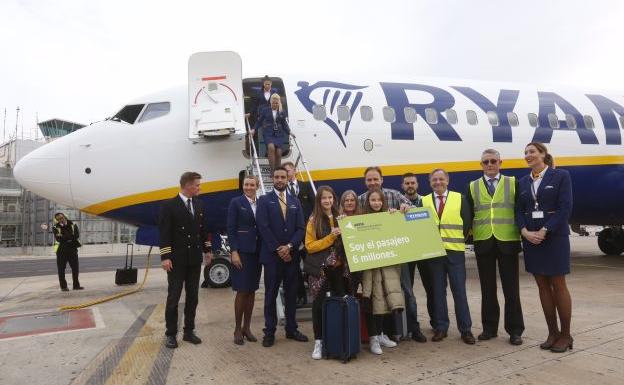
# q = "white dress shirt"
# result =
<box><xmin>531</xmin><ymin>166</ymin><xmax>549</xmax><ymax>194</ymax></box>
<box><xmin>245</xmin><ymin>195</ymin><xmax>257</xmax><ymax>217</ymax></box>
<box><xmin>288</xmin><ymin>179</ymin><xmax>299</xmax><ymax>196</ymax></box>
<box><xmin>434</xmin><ymin>189</ymin><xmax>449</xmax><ymax>212</ymax></box>
<box><xmin>179</xmin><ymin>192</ymin><xmax>194</xmax><ymax>216</ymax></box>
<box><xmin>484</xmin><ymin>173</ymin><xmax>501</xmax><ymax>190</ymax></box>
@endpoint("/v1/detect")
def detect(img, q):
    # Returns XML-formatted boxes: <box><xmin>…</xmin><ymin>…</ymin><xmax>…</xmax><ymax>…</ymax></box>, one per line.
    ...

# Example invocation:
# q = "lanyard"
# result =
<box><xmin>530</xmin><ymin>178</ymin><xmax>540</xmax><ymax>210</ymax></box>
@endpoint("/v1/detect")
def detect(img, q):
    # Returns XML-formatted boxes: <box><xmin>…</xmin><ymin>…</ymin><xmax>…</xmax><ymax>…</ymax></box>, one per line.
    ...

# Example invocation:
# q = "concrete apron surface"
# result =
<box><xmin>0</xmin><ymin>236</ymin><xmax>623</xmax><ymax>385</ymax></box>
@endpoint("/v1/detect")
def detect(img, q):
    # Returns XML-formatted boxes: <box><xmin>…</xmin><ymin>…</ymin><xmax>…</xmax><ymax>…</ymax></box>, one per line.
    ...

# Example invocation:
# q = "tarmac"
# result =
<box><xmin>0</xmin><ymin>235</ymin><xmax>623</xmax><ymax>385</ymax></box>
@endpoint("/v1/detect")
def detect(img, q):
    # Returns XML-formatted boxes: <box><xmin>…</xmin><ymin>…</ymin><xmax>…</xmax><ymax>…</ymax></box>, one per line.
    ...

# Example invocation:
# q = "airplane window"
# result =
<box><xmin>445</xmin><ymin>109</ymin><xmax>458</xmax><ymax>125</ymax></box>
<box><xmin>312</xmin><ymin>104</ymin><xmax>327</xmax><ymax>121</ymax></box>
<box><xmin>111</xmin><ymin>104</ymin><xmax>145</xmax><ymax>124</ymax></box>
<box><xmin>619</xmin><ymin>116</ymin><xmax>624</xmax><ymax>130</ymax></box>
<box><xmin>565</xmin><ymin>114</ymin><xmax>577</xmax><ymax>129</ymax></box>
<box><xmin>487</xmin><ymin>111</ymin><xmax>500</xmax><ymax>127</ymax></box>
<box><xmin>337</xmin><ymin>105</ymin><xmax>351</xmax><ymax>121</ymax></box>
<box><xmin>583</xmin><ymin>115</ymin><xmax>594</xmax><ymax>129</ymax></box>
<box><xmin>404</xmin><ymin>107</ymin><xmax>417</xmax><ymax>123</ymax></box>
<box><xmin>383</xmin><ymin>106</ymin><xmax>396</xmax><ymax>123</ymax></box>
<box><xmin>425</xmin><ymin>108</ymin><xmax>438</xmax><ymax>124</ymax></box>
<box><xmin>360</xmin><ymin>105</ymin><xmax>373</xmax><ymax>122</ymax></box>
<box><xmin>528</xmin><ymin>113</ymin><xmax>538</xmax><ymax>127</ymax></box>
<box><xmin>507</xmin><ymin>112</ymin><xmax>519</xmax><ymax>126</ymax></box>
<box><xmin>548</xmin><ymin>113</ymin><xmax>560</xmax><ymax>128</ymax></box>
<box><xmin>466</xmin><ymin>110</ymin><xmax>478</xmax><ymax>125</ymax></box>
<box><xmin>138</xmin><ymin>102</ymin><xmax>170</xmax><ymax>122</ymax></box>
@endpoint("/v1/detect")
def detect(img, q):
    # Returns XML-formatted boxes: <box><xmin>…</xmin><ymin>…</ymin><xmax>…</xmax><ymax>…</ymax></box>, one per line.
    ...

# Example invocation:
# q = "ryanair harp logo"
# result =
<box><xmin>295</xmin><ymin>81</ymin><xmax>368</xmax><ymax>147</ymax></box>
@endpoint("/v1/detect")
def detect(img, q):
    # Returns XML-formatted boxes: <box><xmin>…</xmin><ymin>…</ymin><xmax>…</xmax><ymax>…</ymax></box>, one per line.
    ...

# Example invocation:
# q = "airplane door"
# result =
<box><xmin>188</xmin><ymin>51</ymin><xmax>245</xmax><ymax>138</ymax></box>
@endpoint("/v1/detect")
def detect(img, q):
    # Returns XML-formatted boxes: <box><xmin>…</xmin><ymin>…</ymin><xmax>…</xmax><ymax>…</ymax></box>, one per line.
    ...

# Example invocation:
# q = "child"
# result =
<box><xmin>360</xmin><ymin>188</ymin><xmax>405</xmax><ymax>354</ymax></box>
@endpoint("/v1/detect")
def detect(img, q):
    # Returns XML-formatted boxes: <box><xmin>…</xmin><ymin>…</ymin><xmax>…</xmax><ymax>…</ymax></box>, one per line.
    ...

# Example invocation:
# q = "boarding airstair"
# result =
<box><xmin>246</xmin><ymin>117</ymin><xmax>317</xmax><ymax>325</ymax></box>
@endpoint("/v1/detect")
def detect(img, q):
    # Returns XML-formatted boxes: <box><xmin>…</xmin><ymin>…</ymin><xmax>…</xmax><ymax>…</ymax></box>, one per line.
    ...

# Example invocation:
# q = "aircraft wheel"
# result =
<box><xmin>598</xmin><ymin>227</ymin><xmax>624</xmax><ymax>256</ymax></box>
<box><xmin>205</xmin><ymin>257</ymin><xmax>232</xmax><ymax>288</ymax></box>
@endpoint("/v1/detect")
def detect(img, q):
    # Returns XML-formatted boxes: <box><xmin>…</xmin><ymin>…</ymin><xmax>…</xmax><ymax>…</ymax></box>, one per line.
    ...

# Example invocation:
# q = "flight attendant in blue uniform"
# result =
<box><xmin>227</xmin><ymin>175</ymin><xmax>262</xmax><ymax>345</ymax></box>
<box><xmin>516</xmin><ymin>142</ymin><xmax>574</xmax><ymax>353</ymax></box>
<box><xmin>251</xmin><ymin>93</ymin><xmax>293</xmax><ymax>171</ymax></box>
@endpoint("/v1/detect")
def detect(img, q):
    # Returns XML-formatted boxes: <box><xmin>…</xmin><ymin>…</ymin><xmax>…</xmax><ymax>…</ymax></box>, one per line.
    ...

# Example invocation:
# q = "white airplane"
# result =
<box><xmin>13</xmin><ymin>51</ymin><xmax>624</xmax><ymax>266</ymax></box>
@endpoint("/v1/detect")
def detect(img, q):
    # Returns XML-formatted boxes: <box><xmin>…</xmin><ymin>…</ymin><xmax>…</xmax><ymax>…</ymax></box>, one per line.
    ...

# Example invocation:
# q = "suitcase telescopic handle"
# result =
<box><xmin>125</xmin><ymin>243</ymin><xmax>134</xmax><ymax>268</ymax></box>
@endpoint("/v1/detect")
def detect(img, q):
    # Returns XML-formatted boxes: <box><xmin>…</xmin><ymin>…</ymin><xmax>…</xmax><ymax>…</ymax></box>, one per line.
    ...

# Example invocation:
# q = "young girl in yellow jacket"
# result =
<box><xmin>304</xmin><ymin>186</ymin><xmax>351</xmax><ymax>359</ymax></box>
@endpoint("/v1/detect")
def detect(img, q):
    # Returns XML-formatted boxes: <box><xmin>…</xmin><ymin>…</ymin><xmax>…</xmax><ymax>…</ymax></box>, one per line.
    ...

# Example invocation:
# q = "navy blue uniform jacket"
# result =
<box><xmin>227</xmin><ymin>195</ymin><xmax>259</xmax><ymax>254</ymax></box>
<box><xmin>515</xmin><ymin>167</ymin><xmax>573</xmax><ymax>236</ymax></box>
<box><xmin>254</xmin><ymin>108</ymin><xmax>291</xmax><ymax>136</ymax></box>
<box><xmin>256</xmin><ymin>190</ymin><xmax>305</xmax><ymax>264</ymax></box>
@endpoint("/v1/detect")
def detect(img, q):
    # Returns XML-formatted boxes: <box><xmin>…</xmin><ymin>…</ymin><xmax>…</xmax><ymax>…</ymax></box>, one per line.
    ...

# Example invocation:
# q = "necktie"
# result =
<box><xmin>437</xmin><ymin>195</ymin><xmax>445</xmax><ymax>218</ymax></box>
<box><xmin>289</xmin><ymin>182</ymin><xmax>296</xmax><ymax>197</ymax></box>
<box><xmin>487</xmin><ymin>178</ymin><xmax>496</xmax><ymax>196</ymax></box>
<box><xmin>279</xmin><ymin>191</ymin><xmax>287</xmax><ymax>219</ymax></box>
<box><xmin>187</xmin><ymin>198</ymin><xmax>193</xmax><ymax>216</ymax></box>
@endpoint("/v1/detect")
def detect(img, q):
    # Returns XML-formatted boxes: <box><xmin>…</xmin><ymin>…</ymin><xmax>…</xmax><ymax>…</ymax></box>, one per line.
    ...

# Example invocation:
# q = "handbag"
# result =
<box><xmin>304</xmin><ymin>247</ymin><xmax>334</xmax><ymax>277</ymax></box>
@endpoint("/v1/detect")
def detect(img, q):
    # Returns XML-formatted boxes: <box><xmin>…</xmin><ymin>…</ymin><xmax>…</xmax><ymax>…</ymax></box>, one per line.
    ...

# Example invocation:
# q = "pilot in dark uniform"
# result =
<box><xmin>159</xmin><ymin>171</ymin><xmax>211</xmax><ymax>349</ymax></box>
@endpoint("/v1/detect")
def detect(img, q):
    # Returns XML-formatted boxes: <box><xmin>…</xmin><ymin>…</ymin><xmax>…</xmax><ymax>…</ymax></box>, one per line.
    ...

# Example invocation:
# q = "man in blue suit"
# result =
<box><xmin>256</xmin><ymin>166</ymin><xmax>308</xmax><ymax>347</ymax></box>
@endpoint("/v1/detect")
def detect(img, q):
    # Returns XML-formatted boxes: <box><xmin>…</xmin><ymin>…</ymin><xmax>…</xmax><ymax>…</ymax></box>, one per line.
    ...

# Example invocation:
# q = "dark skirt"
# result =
<box><xmin>231</xmin><ymin>252</ymin><xmax>262</xmax><ymax>292</ymax></box>
<box><xmin>522</xmin><ymin>234</ymin><xmax>570</xmax><ymax>276</ymax></box>
<box><xmin>263</xmin><ymin>131</ymin><xmax>286</xmax><ymax>148</ymax></box>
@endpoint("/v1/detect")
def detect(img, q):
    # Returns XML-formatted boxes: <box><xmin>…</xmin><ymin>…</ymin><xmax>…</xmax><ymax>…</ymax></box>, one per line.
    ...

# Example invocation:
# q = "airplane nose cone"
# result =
<box><xmin>13</xmin><ymin>138</ymin><xmax>74</xmax><ymax>207</ymax></box>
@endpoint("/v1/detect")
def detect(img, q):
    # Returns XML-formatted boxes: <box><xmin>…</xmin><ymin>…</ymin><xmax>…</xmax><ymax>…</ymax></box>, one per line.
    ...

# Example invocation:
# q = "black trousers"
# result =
<box><xmin>165</xmin><ymin>262</ymin><xmax>201</xmax><ymax>336</ymax></box>
<box><xmin>56</xmin><ymin>248</ymin><xmax>80</xmax><ymax>289</ymax></box>
<box><xmin>409</xmin><ymin>260</ymin><xmax>435</xmax><ymax>328</ymax></box>
<box><xmin>311</xmin><ymin>267</ymin><xmax>348</xmax><ymax>340</ymax></box>
<box><xmin>475</xmin><ymin>242</ymin><xmax>525</xmax><ymax>336</ymax></box>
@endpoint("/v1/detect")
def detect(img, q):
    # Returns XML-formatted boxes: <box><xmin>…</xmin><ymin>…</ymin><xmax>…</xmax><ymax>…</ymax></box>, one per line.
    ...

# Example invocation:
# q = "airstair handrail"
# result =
<box><xmin>289</xmin><ymin>133</ymin><xmax>317</xmax><ymax>196</ymax></box>
<box><xmin>246</xmin><ymin>117</ymin><xmax>266</xmax><ymax>195</ymax></box>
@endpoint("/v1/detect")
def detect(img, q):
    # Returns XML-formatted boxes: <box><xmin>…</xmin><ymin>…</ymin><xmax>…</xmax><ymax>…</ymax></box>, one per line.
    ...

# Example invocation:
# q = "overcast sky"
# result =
<box><xmin>0</xmin><ymin>0</ymin><xmax>622</xmax><ymax>139</ymax></box>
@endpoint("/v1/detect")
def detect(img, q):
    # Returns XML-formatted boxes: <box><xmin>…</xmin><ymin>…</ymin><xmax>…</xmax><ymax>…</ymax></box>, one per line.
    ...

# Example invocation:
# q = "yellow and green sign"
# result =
<box><xmin>338</xmin><ymin>208</ymin><xmax>446</xmax><ymax>272</ymax></box>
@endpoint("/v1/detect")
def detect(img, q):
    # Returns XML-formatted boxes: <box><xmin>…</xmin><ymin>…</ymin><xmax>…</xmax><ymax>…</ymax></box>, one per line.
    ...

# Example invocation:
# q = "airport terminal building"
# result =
<box><xmin>0</xmin><ymin>119</ymin><xmax>136</xmax><ymax>252</ymax></box>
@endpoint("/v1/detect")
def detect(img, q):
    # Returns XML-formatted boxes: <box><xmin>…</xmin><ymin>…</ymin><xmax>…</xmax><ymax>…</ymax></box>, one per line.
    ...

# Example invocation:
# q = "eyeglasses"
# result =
<box><xmin>481</xmin><ymin>159</ymin><xmax>499</xmax><ymax>165</ymax></box>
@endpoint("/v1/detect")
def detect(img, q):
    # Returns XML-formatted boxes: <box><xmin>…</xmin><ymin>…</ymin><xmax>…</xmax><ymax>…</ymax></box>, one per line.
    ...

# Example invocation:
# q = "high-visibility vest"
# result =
<box><xmin>469</xmin><ymin>175</ymin><xmax>520</xmax><ymax>242</ymax></box>
<box><xmin>53</xmin><ymin>223</ymin><xmax>78</xmax><ymax>252</ymax></box>
<box><xmin>422</xmin><ymin>191</ymin><xmax>465</xmax><ymax>251</ymax></box>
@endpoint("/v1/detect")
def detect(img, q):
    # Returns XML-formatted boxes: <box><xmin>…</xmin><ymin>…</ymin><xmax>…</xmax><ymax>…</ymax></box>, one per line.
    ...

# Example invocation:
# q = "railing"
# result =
<box><xmin>245</xmin><ymin>117</ymin><xmax>267</xmax><ymax>195</ymax></box>
<box><xmin>288</xmin><ymin>121</ymin><xmax>317</xmax><ymax>196</ymax></box>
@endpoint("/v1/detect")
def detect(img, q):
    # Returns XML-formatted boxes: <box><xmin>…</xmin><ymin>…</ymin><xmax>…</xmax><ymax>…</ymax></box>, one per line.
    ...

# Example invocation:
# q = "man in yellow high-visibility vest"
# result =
<box><xmin>468</xmin><ymin>149</ymin><xmax>524</xmax><ymax>346</ymax></box>
<box><xmin>423</xmin><ymin>169</ymin><xmax>475</xmax><ymax>345</ymax></box>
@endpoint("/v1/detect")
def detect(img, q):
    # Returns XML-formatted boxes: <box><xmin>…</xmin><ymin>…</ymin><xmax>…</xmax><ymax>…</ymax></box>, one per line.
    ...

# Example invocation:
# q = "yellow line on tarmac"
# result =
<box><xmin>104</xmin><ymin>304</ymin><xmax>165</xmax><ymax>385</ymax></box>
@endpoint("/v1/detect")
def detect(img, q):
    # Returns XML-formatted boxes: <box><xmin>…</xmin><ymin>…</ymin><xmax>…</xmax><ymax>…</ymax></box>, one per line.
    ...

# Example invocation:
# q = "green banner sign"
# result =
<box><xmin>338</xmin><ymin>208</ymin><xmax>447</xmax><ymax>272</ymax></box>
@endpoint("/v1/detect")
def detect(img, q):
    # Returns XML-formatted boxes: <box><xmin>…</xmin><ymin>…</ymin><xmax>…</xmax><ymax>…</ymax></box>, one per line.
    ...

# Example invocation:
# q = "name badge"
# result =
<box><xmin>532</xmin><ymin>211</ymin><xmax>544</xmax><ymax>219</ymax></box>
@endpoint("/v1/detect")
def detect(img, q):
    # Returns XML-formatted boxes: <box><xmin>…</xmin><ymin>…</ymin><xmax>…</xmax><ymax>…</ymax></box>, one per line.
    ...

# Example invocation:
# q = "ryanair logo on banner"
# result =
<box><xmin>405</xmin><ymin>211</ymin><xmax>430</xmax><ymax>221</ymax></box>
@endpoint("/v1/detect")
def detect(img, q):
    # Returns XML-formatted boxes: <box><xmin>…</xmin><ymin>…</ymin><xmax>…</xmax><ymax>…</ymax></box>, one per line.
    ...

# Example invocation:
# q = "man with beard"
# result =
<box><xmin>256</xmin><ymin>167</ymin><xmax>308</xmax><ymax>347</ymax></box>
<box><xmin>399</xmin><ymin>173</ymin><xmax>429</xmax><ymax>342</ymax></box>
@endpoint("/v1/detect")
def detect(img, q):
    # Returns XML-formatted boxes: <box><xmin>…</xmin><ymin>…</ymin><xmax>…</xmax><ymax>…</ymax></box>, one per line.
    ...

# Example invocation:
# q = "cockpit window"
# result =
<box><xmin>138</xmin><ymin>102</ymin><xmax>171</xmax><ymax>122</ymax></box>
<box><xmin>110</xmin><ymin>104</ymin><xmax>144</xmax><ymax>124</ymax></box>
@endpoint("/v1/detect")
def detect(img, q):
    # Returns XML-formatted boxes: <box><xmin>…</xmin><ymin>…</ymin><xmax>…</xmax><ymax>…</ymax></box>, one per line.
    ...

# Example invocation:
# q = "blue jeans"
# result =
<box><xmin>400</xmin><ymin>263</ymin><xmax>421</xmax><ymax>332</ymax></box>
<box><xmin>429</xmin><ymin>250</ymin><xmax>472</xmax><ymax>333</ymax></box>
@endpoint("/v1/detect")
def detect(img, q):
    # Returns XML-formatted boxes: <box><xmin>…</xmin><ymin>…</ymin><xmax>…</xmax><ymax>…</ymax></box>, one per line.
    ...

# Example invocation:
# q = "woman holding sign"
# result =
<box><xmin>304</xmin><ymin>186</ymin><xmax>351</xmax><ymax>360</ymax></box>
<box><xmin>360</xmin><ymin>189</ymin><xmax>405</xmax><ymax>355</ymax></box>
<box><xmin>516</xmin><ymin>142</ymin><xmax>573</xmax><ymax>353</ymax></box>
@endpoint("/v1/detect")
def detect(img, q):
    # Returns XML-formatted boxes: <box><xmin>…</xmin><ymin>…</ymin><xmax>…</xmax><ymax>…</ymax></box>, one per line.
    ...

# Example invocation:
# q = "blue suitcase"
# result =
<box><xmin>322</xmin><ymin>295</ymin><xmax>361</xmax><ymax>362</ymax></box>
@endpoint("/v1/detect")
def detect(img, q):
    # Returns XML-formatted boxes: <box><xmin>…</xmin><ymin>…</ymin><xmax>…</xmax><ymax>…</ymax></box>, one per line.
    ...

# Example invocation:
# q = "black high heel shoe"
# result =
<box><xmin>233</xmin><ymin>331</ymin><xmax>244</xmax><ymax>345</ymax></box>
<box><xmin>242</xmin><ymin>330</ymin><xmax>257</xmax><ymax>342</ymax></box>
<box><xmin>550</xmin><ymin>336</ymin><xmax>573</xmax><ymax>353</ymax></box>
<box><xmin>540</xmin><ymin>333</ymin><xmax>560</xmax><ymax>350</ymax></box>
